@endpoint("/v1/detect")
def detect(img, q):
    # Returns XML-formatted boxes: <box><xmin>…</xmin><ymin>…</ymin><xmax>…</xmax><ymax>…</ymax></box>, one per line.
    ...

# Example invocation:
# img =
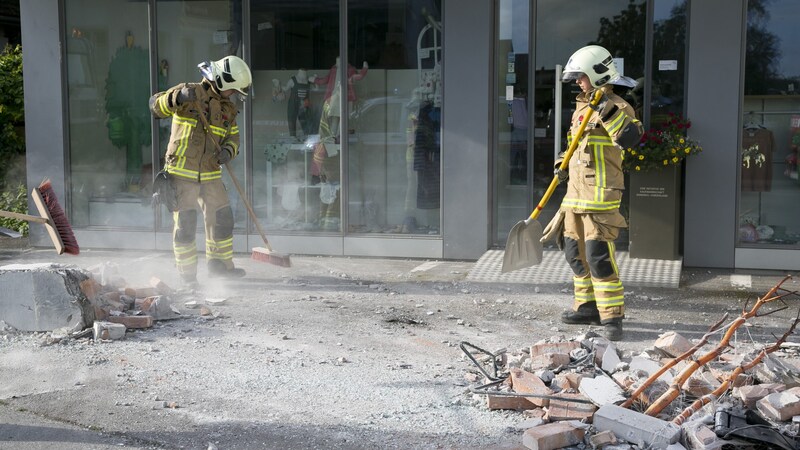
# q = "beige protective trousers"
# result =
<box><xmin>171</xmin><ymin>177</ymin><xmax>236</xmax><ymax>277</ymax></box>
<box><xmin>562</xmin><ymin>210</ymin><xmax>624</xmax><ymax>321</ymax></box>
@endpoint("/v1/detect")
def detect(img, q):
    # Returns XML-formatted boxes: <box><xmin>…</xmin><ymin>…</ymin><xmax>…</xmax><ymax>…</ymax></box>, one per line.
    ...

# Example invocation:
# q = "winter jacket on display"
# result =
<box><xmin>561</xmin><ymin>85</ymin><xmax>642</xmax><ymax>217</ymax></box>
<box><xmin>149</xmin><ymin>79</ymin><xmax>240</xmax><ymax>183</ymax></box>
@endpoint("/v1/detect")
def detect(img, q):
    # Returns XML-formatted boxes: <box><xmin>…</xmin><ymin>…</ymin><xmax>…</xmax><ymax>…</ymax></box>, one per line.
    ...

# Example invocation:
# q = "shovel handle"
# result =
<box><xmin>528</xmin><ymin>89</ymin><xmax>603</xmax><ymax>221</ymax></box>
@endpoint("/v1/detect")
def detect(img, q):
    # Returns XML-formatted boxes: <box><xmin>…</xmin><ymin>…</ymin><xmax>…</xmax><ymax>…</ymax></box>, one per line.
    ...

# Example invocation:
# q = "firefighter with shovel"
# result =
<box><xmin>546</xmin><ymin>45</ymin><xmax>643</xmax><ymax>340</ymax></box>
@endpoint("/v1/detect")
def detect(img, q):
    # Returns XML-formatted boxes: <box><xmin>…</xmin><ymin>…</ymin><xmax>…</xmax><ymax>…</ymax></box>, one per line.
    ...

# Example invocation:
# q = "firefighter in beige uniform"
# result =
<box><xmin>149</xmin><ymin>56</ymin><xmax>252</xmax><ymax>285</ymax></box>
<box><xmin>547</xmin><ymin>46</ymin><xmax>643</xmax><ymax>341</ymax></box>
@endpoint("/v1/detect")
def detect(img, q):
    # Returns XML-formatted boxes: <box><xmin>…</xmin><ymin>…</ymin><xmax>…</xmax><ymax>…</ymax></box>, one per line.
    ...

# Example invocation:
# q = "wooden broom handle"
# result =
<box><xmin>0</xmin><ymin>210</ymin><xmax>49</xmax><ymax>224</ymax></box>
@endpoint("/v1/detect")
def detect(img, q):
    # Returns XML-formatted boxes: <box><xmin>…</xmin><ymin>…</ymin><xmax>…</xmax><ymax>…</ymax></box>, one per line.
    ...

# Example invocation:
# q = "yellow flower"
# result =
<box><xmin>671</xmin><ymin>148</ymin><xmax>677</xmax><ymax>154</ymax></box>
<box><xmin>684</xmin><ymin>148</ymin><xmax>690</xmax><ymax>154</ymax></box>
<box><xmin>679</xmin><ymin>138</ymin><xmax>685</xmax><ymax>144</ymax></box>
<box><xmin>672</xmin><ymin>157</ymin><xmax>679</xmax><ymax>163</ymax></box>
<box><xmin>662</xmin><ymin>160</ymin><xmax>668</xmax><ymax>165</ymax></box>
<box><xmin>630</xmin><ymin>150</ymin><xmax>637</xmax><ymax>155</ymax></box>
<box><xmin>635</xmin><ymin>166</ymin><xmax>641</xmax><ymax>171</ymax></box>
<box><xmin>638</xmin><ymin>155</ymin><xmax>644</xmax><ymax>160</ymax></box>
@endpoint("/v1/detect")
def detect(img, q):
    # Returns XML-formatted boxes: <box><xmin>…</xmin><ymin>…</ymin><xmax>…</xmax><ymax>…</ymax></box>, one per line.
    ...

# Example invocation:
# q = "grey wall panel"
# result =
<box><xmin>20</xmin><ymin>0</ymin><xmax>66</xmax><ymax>250</ymax></box>
<box><xmin>684</xmin><ymin>0</ymin><xmax>743</xmax><ymax>268</ymax></box>
<box><xmin>441</xmin><ymin>0</ymin><xmax>492</xmax><ymax>260</ymax></box>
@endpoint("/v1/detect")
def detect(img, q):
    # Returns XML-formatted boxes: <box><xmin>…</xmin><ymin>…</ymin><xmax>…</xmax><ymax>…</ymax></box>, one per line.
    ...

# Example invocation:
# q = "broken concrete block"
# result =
<box><xmin>106</xmin><ymin>314</ymin><xmax>153</xmax><ymax>329</ymax></box>
<box><xmin>510</xmin><ymin>368</ymin><xmax>553</xmax><ymax>407</ymax></box>
<box><xmin>629</xmin><ymin>357</ymin><xmax>674</xmax><ymax>383</ymax></box>
<box><xmin>753</xmin><ymin>355</ymin><xmax>800</xmax><ymax>388</ymax></box>
<box><xmin>654</xmin><ymin>331</ymin><xmax>692</xmax><ymax>357</ymax></box>
<box><xmin>579</xmin><ymin>375</ymin><xmax>626</xmax><ymax>406</ymax></box>
<box><xmin>92</xmin><ymin>320</ymin><xmax>126</xmax><ymax>340</ymax></box>
<box><xmin>0</xmin><ymin>263</ymin><xmax>93</xmax><ymax>332</ymax></box>
<box><xmin>522</xmin><ymin>421</ymin><xmax>584</xmax><ymax>450</ymax></box>
<box><xmin>756</xmin><ymin>390</ymin><xmax>800</xmax><ymax>421</ymax></box>
<box><xmin>590</xmin><ymin>430</ymin><xmax>617</xmax><ymax>448</ymax></box>
<box><xmin>545</xmin><ymin>393</ymin><xmax>596</xmax><ymax>422</ymax></box>
<box><xmin>530</xmin><ymin>341</ymin><xmax>580</xmax><ymax>358</ymax></box>
<box><xmin>594</xmin><ymin>404</ymin><xmax>680</xmax><ymax>450</ymax></box>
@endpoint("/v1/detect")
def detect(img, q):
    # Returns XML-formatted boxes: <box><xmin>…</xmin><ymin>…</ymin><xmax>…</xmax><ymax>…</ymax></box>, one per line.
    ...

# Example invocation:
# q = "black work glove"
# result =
<box><xmin>175</xmin><ymin>86</ymin><xmax>196</xmax><ymax>105</ymax></box>
<box><xmin>216</xmin><ymin>148</ymin><xmax>233</xmax><ymax>165</ymax></box>
<box><xmin>555</xmin><ymin>168</ymin><xmax>568</xmax><ymax>183</ymax></box>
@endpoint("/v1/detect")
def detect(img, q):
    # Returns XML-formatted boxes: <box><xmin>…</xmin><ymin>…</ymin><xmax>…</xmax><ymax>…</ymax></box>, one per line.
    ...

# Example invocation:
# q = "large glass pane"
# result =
<box><xmin>492</xmin><ymin>0</ymin><xmax>530</xmax><ymax>244</ymax></box>
<box><xmin>155</xmin><ymin>0</ymin><xmax>244</xmax><ymax>231</ymax></box>
<box><xmin>345</xmin><ymin>0</ymin><xmax>442</xmax><ymax>235</ymax></box>
<box><xmin>65</xmin><ymin>0</ymin><xmax>151</xmax><ymax>228</ymax></box>
<box><xmin>738</xmin><ymin>0</ymin><xmax>800</xmax><ymax>248</ymax></box>
<box><xmin>250</xmin><ymin>0</ymin><xmax>341</xmax><ymax>232</ymax></box>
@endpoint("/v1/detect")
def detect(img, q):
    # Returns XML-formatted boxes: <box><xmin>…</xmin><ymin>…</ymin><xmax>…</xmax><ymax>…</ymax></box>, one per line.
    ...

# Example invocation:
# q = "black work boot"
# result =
<box><xmin>601</xmin><ymin>318</ymin><xmax>623</xmax><ymax>341</ymax></box>
<box><xmin>208</xmin><ymin>259</ymin><xmax>246</xmax><ymax>278</ymax></box>
<box><xmin>561</xmin><ymin>303</ymin><xmax>601</xmax><ymax>325</ymax></box>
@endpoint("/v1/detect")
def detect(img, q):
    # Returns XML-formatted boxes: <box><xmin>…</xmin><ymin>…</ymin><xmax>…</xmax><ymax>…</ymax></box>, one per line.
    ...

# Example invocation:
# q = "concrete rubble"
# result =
<box><xmin>0</xmin><ymin>262</ymin><xmax>218</xmax><ymax>341</ymax></box>
<box><xmin>464</xmin><ymin>322</ymin><xmax>800</xmax><ymax>449</ymax></box>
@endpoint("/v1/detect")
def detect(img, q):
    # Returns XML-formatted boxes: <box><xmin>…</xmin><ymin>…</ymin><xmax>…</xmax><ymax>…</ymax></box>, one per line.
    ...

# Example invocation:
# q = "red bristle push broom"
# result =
<box><xmin>0</xmin><ymin>179</ymin><xmax>80</xmax><ymax>255</ymax></box>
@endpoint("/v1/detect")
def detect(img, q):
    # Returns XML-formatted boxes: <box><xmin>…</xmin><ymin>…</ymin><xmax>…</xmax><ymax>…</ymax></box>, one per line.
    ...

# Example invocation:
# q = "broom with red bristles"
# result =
<box><xmin>0</xmin><ymin>179</ymin><xmax>79</xmax><ymax>255</ymax></box>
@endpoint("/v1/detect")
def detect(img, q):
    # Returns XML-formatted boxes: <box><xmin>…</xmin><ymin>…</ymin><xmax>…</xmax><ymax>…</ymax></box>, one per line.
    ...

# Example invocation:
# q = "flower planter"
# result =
<box><xmin>628</xmin><ymin>165</ymin><xmax>681</xmax><ymax>260</ymax></box>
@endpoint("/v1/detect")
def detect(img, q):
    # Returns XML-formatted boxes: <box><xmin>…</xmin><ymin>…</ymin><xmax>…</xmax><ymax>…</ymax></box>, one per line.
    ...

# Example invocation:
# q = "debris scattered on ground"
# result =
<box><xmin>462</xmin><ymin>276</ymin><xmax>800</xmax><ymax>449</ymax></box>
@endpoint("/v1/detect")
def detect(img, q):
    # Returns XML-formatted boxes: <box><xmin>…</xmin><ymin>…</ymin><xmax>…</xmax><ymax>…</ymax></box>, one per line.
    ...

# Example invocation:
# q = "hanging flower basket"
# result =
<box><xmin>622</xmin><ymin>113</ymin><xmax>703</xmax><ymax>173</ymax></box>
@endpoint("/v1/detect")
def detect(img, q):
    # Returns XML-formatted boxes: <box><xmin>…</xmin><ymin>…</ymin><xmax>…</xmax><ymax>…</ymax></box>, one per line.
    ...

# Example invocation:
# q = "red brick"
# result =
<box><xmin>79</xmin><ymin>278</ymin><xmax>101</xmax><ymax>300</ymax></box>
<box><xmin>107</xmin><ymin>315</ymin><xmax>153</xmax><ymax>329</ymax></box>
<box><xmin>545</xmin><ymin>393</ymin><xmax>596</xmax><ymax>422</ymax></box>
<box><xmin>487</xmin><ymin>394</ymin><xmax>538</xmax><ymax>411</ymax></box>
<box><xmin>149</xmin><ymin>276</ymin><xmax>174</xmax><ymax>294</ymax></box>
<box><xmin>522</xmin><ymin>421</ymin><xmax>584</xmax><ymax>450</ymax></box>
<box><xmin>530</xmin><ymin>353</ymin><xmax>571</xmax><ymax>370</ymax></box>
<box><xmin>135</xmin><ymin>287</ymin><xmax>158</xmax><ymax>298</ymax></box>
<box><xmin>510</xmin><ymin>368</ymin><xmax>553</xmax><ymax>407</ymax></box>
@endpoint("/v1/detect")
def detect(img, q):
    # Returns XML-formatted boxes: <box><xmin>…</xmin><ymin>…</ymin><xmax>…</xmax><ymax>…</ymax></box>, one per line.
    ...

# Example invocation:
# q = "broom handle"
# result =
<box><xmin>193</xmin><ymin>103</ymin><xmax>274</xmax><ymax>251</ymax></box>
<box><xmin>528</xmin><ymin>89</ymin><xmax>603</xmax><ymax>221</ymax></box>
<box><xmin>0</xmin><ymin>210</ymin><xmax>49</xmax><ymax>224</ymax></box>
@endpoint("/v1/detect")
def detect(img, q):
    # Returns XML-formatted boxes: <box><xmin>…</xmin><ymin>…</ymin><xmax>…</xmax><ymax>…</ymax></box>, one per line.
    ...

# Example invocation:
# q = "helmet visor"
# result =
<box><xmin>561</xmin><ymin>71</ymin><xmax>584</xmax><ymax>83</ymax></box>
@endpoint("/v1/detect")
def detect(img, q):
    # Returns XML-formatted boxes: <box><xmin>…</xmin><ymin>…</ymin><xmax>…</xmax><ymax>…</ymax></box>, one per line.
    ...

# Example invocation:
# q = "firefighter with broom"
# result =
<box><xmin>149</xmin><ymin>55</ymin><xmax>252</xmax><ymax>286</ymax></box>
<box><xmin>543</xmin><ymin>45</ymin><xmax>643</xmax><ymax>341</ymax></box>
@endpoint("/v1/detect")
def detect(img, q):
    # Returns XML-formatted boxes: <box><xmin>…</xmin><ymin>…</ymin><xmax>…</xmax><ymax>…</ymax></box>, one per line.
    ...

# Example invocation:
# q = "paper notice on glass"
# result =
<box><xmin>659</xmin><ymin>60</ymin><xmax>678</xmax><ymax>71</ymax></box>
<box><xmin>506</xmin><ymin>85</ymin><xmax>514</xmax><ymax>101</ymax></box>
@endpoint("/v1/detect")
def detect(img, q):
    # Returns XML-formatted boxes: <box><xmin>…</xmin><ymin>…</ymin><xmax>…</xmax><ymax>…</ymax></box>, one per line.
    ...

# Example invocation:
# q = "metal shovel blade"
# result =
<box><xmin>501</xmin><ymin>219</ymin><xmax>544</xmax><ymax>273</ymax></box>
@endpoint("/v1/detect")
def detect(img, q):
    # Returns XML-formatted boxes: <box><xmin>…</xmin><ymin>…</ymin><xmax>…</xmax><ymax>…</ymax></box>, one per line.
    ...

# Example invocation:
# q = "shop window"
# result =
<box><xmin>738</xmin><ymin>1</ymin><xmax>800</xmax><ymax>248</ymax></box>
<box><xmin>64</xmin><ymin>0</ymin><xmax>151</xmax><ymax>228</ymax></box>
<box><xmin>250</xmin><ymin>0</ymin><xmax>441</xmax><ymax>235</ymax></box>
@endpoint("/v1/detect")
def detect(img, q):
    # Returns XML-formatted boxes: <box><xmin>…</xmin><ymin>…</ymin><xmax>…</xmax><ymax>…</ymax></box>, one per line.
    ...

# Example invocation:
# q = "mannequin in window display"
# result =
<box><xmin>272</xmin><ymin>69</ymin><xmax>315</xmax><ymax>139</ymax></box>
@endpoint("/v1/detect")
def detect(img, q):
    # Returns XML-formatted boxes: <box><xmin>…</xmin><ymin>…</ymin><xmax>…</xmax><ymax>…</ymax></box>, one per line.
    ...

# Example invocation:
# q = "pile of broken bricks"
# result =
<box><xmin>0</xmin><ymin>262</ymin><xmax>223</xmax><ymax>341</ymax></box>
<box><xmin>82</xmin><ymin>262</ymin><xmax>226</xmax><ymax>341</ymax></box>
<box><xmin>462</xmin><ymin>276</ymin><xmax>800</xmax><ymax>450</ymax></box>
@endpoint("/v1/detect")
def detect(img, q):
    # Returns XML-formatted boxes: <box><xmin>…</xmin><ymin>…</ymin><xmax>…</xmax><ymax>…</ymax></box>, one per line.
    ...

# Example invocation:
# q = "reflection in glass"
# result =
<box><xmin>250</xmin><ymin>0</ymin><xmax>341</xmax><ymax>232</ymax></box>
<box><xmin>65</xmin><ymin>0</ymin><xmax>151</xmax><ymax>229</ymax></box>
<box><xmin>738</xmin><ymin>0</ymin><xmax>800</xmax><ymax>248</ymax></box>
<box><xmin>347</xmin><ymin>0</ymin><xmax>442</xmax><ymax>235</ymax></box>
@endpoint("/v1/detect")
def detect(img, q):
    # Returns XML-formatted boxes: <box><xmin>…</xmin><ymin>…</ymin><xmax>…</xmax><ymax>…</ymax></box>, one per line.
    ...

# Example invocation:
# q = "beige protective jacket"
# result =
<box><xmin>561</xmin><ymin>85</ymin><xmax>642</xmax><ymax>221</ymax></box>
<box><xmin>149</xmin><ymin>79</ymin><xmax>240</xmax><ymax>182</ymax></box>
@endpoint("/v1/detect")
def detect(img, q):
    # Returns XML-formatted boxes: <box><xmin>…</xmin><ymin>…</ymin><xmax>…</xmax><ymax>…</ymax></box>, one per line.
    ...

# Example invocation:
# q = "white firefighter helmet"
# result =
<box><xmin>199</xmin><ymin>55</ymin><xmax>252</xmax><ymax>96</ymax></box>
<box><xmin>561</xmin><ymin>45</ymin><xmax>620</xmax><ymax>87</ymax></box>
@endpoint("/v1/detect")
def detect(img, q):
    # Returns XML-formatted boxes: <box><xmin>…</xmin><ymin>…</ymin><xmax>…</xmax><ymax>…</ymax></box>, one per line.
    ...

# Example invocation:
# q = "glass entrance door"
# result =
<box><xmin>492</xmin><ymin>0</ymin><xmax>647</xmax><ymax>245</ymax></box>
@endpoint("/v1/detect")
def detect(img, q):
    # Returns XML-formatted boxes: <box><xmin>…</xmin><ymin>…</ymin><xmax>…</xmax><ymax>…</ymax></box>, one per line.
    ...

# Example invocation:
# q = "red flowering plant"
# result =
<box><xmin>622</xmin><ymin>113</ymin><xmax>703</xmax><ymax>173</ymax></box>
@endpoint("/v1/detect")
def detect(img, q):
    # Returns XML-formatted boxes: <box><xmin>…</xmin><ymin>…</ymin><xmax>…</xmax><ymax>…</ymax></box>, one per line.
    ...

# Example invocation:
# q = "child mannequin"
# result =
<box><xmin>272</xmin><ymin>69</ymin><xmax>313</xmax><ymax>138</ymax></box>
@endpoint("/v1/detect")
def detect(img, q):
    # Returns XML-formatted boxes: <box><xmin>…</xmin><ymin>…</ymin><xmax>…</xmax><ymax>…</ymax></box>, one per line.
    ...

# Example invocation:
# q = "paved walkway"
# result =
<box><xmin>467</xmin><ymin>249</ymin><xmax>683</xmax><ymax>288</ymax></box>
